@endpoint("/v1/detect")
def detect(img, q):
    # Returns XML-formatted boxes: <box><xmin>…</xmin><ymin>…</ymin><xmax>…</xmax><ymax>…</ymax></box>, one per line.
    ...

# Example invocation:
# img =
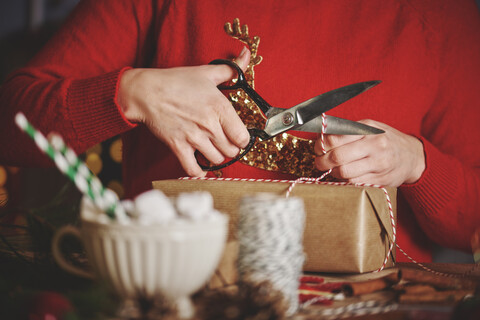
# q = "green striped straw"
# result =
<box><xmin>48</xmin><ymin>133</ymin><xmax>126</xmax><ymax>219</ymax></box>
<box><xmin>14</xmin><ymin>112</ymin><xmax>126</xmax><ymax>221</ymax></box>
<box><xmin>48</xmin><ymin>133</ymin><xmax>104</xmax><ymax>199</ymax></box>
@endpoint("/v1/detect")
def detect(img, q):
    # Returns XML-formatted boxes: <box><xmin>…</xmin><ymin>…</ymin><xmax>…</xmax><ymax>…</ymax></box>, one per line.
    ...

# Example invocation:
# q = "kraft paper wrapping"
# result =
<box><xmin>152</xmin><ymin>179</ymin><xmax>397</xmax><ymax>274</ymax></box>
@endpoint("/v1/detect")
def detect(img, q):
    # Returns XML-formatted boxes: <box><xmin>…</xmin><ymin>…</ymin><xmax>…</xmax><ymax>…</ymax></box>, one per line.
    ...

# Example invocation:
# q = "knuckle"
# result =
<box><xmin>166</xmin><ymin>134</ymin><xmax>186</xmax><ymax>152</ymax></box>
<box><xmin>328</xmin><ymin>150</ymin><xmax>343</xmax><ymax>165</ymax></box>
<box><xmin>211</xmin><ymin>155</ymin><xmax>225</xmax><ymax>165</ymax></box>
<box><xmin>187</xmin><ymin>135</ymin><xmax>203</xmax><ymax>149</ymax></box>
<box><xmin>206</xmin><ymin>123</ymin><xmax>223</xmax><ymax>139</ymax></box>
<box><xmin>212</xmin><ymin>97</ymin><xmax>231</xmax><ymax>113</ymax></box>
<box><xmin>359</xmin><ymin>119</ymin><xmax>381</xmax><ymax>129</ymax></box>
<box><xmin>185</xmin><ymin>165</ymin><xmax>202</xmax><ymax>177</ymax></box>
<box><xmin>360</xmin><ymin>119</ymin><xmax>375</xmax><ymax>125</ymax></box>
<box><xmin>337</xmin><ymin>165</ymin><xmax>351</xmax><ymax>178</ymax></box>
<box><xmin>199</xmin><ymin>114</ymin><xmax>218</xmax><ymax>130</ymax></box>
<box><xmin>377</xmin><ymin>135</ymin><xmax>389</xmax><ymax>150</ymax></box>
<box><xmin>234</xmin><ymin>129</ymin><xmax>250</xmax><ymax>147</ymax></box>
<box><xmin>224</xmin><ymin>146</ymin><xmax>240</xmax><ymax>158</ymax></box>
<box><xmin>325</xmin><ymin>135</ymin><xmax>340</xmax><ymax>147</ymax></box>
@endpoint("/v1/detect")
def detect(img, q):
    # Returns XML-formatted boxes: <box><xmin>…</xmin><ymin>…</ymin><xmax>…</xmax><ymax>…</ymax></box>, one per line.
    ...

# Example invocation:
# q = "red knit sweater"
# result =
<box><xmin>1</xmin><ymin>0</ymin><xmax>480</xmax><ymax>263</ymax></box>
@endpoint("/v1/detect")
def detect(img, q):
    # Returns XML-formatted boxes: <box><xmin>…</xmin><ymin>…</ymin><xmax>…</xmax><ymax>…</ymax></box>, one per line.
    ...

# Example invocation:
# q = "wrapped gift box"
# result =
<box><xmin>152</xmin><ymin>178</ymin><xmax>396</xmax><ymax>275</ymax></box>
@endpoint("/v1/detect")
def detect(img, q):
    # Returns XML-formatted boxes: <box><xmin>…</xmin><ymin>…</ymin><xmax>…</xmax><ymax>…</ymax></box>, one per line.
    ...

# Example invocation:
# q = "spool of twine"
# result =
<box><xmin>238</xmin><ymin>193</ymin><xmax>305</xmax><ymax>316</ymax></box>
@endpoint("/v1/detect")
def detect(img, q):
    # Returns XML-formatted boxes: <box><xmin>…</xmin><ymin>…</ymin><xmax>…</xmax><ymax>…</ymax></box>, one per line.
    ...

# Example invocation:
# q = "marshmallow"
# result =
<box><xmin>120</xmin><ymin>199</ymin><xmax>136</xmax><ymax>217</ymax></box>
<box><xmin>175</xmin><ymin>191</ymin><xmax>214</xmax><ymax>221</ymax></box>
<box><xmin>82</xmin><ymin>189</ymin><xmax>222</xmax><ymax>225</ymax></box>
<box><xmin>133</xmin><ymin>189</ymin><xmax>177</xmax><ymax>225</ymax></box>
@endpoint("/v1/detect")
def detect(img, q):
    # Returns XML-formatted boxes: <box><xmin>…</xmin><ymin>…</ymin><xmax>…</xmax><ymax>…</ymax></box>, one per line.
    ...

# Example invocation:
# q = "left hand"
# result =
<box><xmin>314</xmin><ymin>119</ymin><xmax>425</xmax><ymax>187</ymax></box>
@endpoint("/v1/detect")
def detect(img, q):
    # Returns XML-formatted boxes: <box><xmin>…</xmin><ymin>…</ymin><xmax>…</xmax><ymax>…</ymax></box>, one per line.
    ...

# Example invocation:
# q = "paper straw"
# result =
<box><xmin>48</xmin><ymin>134</ymin><xmax>104</xmax><ymax>198</ymax></box>
<box><xmin>48</xmin><ymin>132</ymin><xmax>127</xmax><ymax>220</ymax></box>
<box><xmin>14</xmin><ymin>112</ymin><xmax>125</xmax><ymax>220</ymax></box>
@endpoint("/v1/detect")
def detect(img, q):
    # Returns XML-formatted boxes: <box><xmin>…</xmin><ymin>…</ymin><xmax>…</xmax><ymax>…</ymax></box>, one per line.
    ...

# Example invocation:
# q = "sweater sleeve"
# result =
<box><xmin>400</xmin><ymin>0</ymin><xmax>480</xmax><ymax>252</ymax></box>
<box><xmin>0</xmin><ymin>0</ymin><xmax>155</xmax><ymax>166</ymax></box>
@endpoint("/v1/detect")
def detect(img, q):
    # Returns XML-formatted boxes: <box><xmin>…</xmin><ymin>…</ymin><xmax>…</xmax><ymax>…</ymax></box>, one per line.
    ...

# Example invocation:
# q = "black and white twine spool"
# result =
<box><xmin>238</xmin><ymin>193</ymin><xmax>305</xmax><ymax>316</ymax></box>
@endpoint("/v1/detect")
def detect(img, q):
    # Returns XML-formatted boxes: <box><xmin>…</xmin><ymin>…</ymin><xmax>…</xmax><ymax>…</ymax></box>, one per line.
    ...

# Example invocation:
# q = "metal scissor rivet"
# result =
<box><xmin>282</xmin><ymin>112</ymin><xmax>294</xmax><ymax>126</ymax></box>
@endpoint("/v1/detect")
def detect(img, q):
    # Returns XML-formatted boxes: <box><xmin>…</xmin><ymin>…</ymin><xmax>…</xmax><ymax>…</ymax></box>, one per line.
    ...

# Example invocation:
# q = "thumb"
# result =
<box><xmin>234</xmin><ymin>46</ymin><xmax>251</xmax><ymax>71</ymax></box>
<box><xmin>210</xmin><ymin>47</ymin><xmax>251</xmax><ymax>85</ymax></box>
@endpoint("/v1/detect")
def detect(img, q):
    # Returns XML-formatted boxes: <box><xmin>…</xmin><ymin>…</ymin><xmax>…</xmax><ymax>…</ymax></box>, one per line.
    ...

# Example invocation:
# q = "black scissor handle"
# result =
<box><xmin>209</xmin><ymin>59</ymin><xmax>246</xmax><ymax>90</ymax></box>
<box><xmin>196</xmin><ymin>128</ymin><xmax>258</xmax><ymax>171</ymax></box>
<box><xmin>209</xmin><ymin>59</ymin><xmax>273</xmax><ymax>115</ymax></box>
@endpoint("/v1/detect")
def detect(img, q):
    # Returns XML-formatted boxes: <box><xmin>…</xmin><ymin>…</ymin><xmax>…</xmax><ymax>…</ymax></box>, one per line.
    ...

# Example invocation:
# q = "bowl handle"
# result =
<box><xmin>51</xmin><ymin>225</ymin><xmax>94</xmax><ymax>279</ymax></box>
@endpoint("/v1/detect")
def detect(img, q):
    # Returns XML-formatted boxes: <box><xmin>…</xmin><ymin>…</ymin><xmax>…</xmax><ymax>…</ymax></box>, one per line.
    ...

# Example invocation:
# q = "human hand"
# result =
<box><xmin>117</xmin><ymin>48</ymin><xmax>251</xmax><ymax>177</ymax></box>
<box><xmin>314</xmin><ymin>120</ymin><xmax>425</xmax><ymax>187</ymax></box>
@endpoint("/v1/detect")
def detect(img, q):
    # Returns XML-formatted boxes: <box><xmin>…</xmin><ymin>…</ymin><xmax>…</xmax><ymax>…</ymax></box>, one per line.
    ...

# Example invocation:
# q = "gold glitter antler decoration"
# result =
<box><xmin>224</xmin><ymin>18</ymin><xmax>263</xmax><ymax>66</ymax></box>
<box><xmin>223</xmin><ymin>18</ymin><xmax>266</xmax><ymax>131</ymax></box>
<box><xmin>222</xmin><ymin>19</ymin><xmax>323</xmax><ymax>178</ymax></box>
<box><xmin>224</xmin><ymin>18</ymin><xmax>262</xmax><ymax>87</ymax></box>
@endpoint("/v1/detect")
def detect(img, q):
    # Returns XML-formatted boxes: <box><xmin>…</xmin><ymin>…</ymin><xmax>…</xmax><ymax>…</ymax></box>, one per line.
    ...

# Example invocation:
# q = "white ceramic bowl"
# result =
<box><xmin>80</xmin><ymin>217</ymin><xmax>228</xmax><ymax>300</ymax></box>
<box><xmin>52</xmin><ymin>198</ymin><xmax>228</xmax><ymax>318</ymax></box>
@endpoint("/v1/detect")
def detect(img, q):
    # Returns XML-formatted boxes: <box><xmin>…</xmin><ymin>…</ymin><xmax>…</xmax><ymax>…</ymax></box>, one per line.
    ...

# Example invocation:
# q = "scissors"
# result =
<box><xmin>196</xmin><ymin>59</ymin><xmax>384</xmax><ymax>171</ymax></box>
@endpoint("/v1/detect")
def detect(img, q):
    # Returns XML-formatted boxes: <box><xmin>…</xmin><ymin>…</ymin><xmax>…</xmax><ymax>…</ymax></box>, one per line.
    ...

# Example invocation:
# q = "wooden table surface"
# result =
<box><xmin>0</xmin><ymin>241</ymin><xmax>479</xmax><ymax>320</ymax></box>
<box><xmin>293</xmin><ymin>262</ymin><xmax>480</xmax><ymax>320</ymax></box>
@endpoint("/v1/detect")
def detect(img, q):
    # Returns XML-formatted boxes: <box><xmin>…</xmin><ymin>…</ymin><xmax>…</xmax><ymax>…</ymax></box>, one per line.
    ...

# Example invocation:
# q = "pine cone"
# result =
<box><xmin>195</xmin><ymin>281</ymin><xmax>287</xmax><ymax>320</ymax></box>
<box><xmin>136</xmin><ymin>293</ymin><xmax>178</xmax><ymax>320</ymax></box>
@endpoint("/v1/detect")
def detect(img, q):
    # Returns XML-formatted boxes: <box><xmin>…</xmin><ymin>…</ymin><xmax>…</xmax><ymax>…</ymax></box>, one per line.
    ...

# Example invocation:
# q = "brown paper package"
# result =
<box><xmin>152</xmin><ymin>179</ymin><xmax>397</xmax><ymax>277</ymax></box>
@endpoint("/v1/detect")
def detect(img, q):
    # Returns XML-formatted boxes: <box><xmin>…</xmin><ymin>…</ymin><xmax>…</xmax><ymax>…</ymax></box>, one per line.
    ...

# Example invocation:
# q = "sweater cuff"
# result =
<box><xmin>66</xmin><ymin>67</ymin><xmax>137</xmax><ymax>145</ymax></box>
<box><xmin>400</xmin><ymin>136</ymin><xmax>459</xmax><ymax>217</ymax></box>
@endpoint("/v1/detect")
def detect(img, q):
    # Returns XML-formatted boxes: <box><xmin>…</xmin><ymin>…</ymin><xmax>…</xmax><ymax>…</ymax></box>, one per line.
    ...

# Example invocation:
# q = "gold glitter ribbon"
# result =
<box><xmin>224</xmin><ymin>18</ymin><xmax>323</xmax><ymax>177</ymax></box>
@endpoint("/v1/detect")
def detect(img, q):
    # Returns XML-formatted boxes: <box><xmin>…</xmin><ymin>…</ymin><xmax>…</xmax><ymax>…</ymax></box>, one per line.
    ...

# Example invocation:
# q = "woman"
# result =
<box><xmin>1</xmin><ymin>0</ymin><xmax>479</xmax><ymax>263</ymax></box>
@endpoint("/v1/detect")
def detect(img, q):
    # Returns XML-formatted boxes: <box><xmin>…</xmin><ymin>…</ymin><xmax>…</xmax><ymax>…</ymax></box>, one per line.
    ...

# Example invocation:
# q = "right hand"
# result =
<box><xmin>314</xmin><ymin>119</ymin><xmax>425</xmax><ymax>187</ymax></box>
<box><xmin>117</xmin><ymin>48</ymin><xmax>251</xmax><ymax>177</ymax></box>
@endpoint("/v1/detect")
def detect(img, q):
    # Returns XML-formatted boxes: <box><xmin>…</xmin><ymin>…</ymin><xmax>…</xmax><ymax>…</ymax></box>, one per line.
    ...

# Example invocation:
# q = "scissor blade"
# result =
<box><xmin>295</xmin><ymin>81</ymin><xmax>380</xmax><ymax>125</ymax></box>
<box><xmin>263</xmin><ymin>80</ymin><xmax>380</xmax><ymax>138</ymax></box>
<box><xmin>295</xmin><ymin>115</ymin><xmax>384</xmax><ymax>135</ymax></box>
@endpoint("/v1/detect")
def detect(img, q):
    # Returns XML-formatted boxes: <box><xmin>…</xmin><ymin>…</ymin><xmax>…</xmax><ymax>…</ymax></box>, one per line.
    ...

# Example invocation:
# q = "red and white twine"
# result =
<box><xmin>319</xmin><ymin>113</ymin><xmax>333</xmax><ymax>178</ymax></box>
<box><xmin>181</xmin><ymin>114</ymin><xmax>476</xmax><ymax>280</ymax></box>
<box><xmin>285</xmin><ymin>113</ymin><xmax>395</xmax><ymax>272</ymax></box>
<box><xmin>182</xmin><ymin>175</ymin><xmax>396</xmax><ymax>273</ymax></box>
